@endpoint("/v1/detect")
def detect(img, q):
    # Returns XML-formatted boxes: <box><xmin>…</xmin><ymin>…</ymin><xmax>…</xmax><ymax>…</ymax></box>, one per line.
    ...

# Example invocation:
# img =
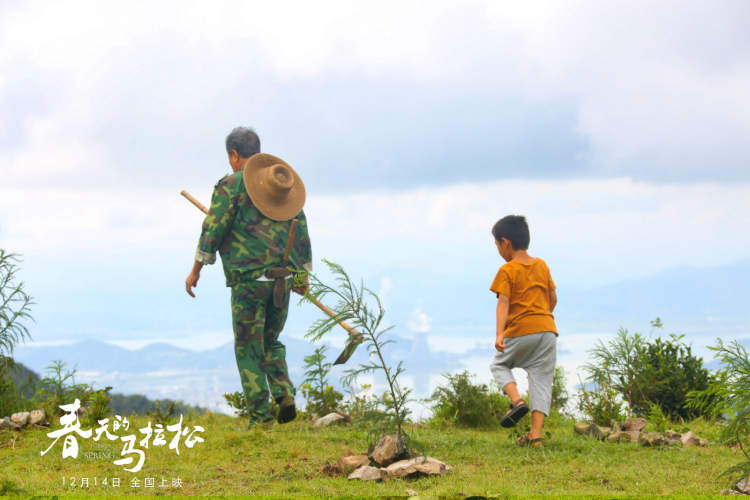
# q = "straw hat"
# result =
<box><xmin>243</xmin><ymin>153</ymin><xmax>306</xmax><ymax>221</ymax></box>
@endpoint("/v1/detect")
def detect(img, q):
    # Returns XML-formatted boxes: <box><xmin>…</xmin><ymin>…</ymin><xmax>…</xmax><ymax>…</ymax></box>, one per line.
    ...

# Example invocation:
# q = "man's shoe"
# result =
<box><xmin>276</xmin><ymin>395</ymin><xmax>296</xmax><ymax>424</ymax></box>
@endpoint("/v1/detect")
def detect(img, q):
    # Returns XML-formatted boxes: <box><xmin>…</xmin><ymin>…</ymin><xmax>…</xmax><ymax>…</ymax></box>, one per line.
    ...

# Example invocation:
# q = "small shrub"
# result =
<box><xmin>583</xmin><ymin>328</ymin><xmax>647</xmax><ymax>417</ymax></box>
<box><xmin>300</xmin><ymin>345</ymin><xmax>343</xmax><ymax>416</ymax></box>
<box><xmin>339</xmin><ymin>381</ymin><xmax>381</xmax><ymax>420</ymax></box>
<box><xmin>223</xmin><ymin>391</ymin><xmax>279</xmax><ymax>420</ymax></box>
<box><xmin>636</xmin><ymin>333</ymin><xmax>712</xmax><ymax>419</ymax></box>
<box><xmin>223</xmin><ymin>391</ymin><xmax>249</xmax><ymax>417</ymax></box>
<box><xmin>31</xmin><ymin>360</ymin><xmax>97</xmax><ymax>420</ymax></box>
<box><xmin>686</xmin><ymin>339</ymin><xmax>750</xmax><ymax>484</ymax></box>
<box><xmin>427</xmin><ymin>371</ymin><xmax>509</xmax><ymax>428</ymax></box>
<box><xmin>582</xmin><ymin>320</ymin><xmax>713</xmax><ymax>420</ymax></box>
<box><xmin>577</xmin><ymin>379</ymin><xmax>626</xmax><ymax>427</ymax></box>
<box><xmin>85</xmin><ymin>386</ymin><xmax>113</xmax><ymax>427</ymax></box>
<box><xmin>647</xmin><ymin>403</ymin><xmax>669</xmax><ymax>433</ymax></box>
<box><xmin>551</xmin><ymin>366</ymin><xmax>570</xmax><ymax>413</ymax></box>
<box><xmin>147</xmin><ymin>400</ymin><xmax>177</xmax><ymax>426</ymax></box>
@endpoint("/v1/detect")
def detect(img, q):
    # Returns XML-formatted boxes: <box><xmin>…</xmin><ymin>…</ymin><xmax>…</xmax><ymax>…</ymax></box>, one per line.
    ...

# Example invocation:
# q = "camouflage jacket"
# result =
<box><xmin>195</xmin><ymin>171</ymin><xmax>312</xmax><ymax>286</ymax></box>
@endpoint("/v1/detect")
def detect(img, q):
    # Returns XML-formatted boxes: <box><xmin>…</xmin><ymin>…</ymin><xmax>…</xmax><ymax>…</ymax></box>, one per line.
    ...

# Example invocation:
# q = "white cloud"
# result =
<box><xmin>407</xmin><ymin>308</ymin><xmax>432</xmax><ymax>334</ymax></box>
<box><xmin>378</xmin><ymin>276</ymin><xmax>393</xmax><ymax>306</ymax></box>
<box><xmin>3</xmin><ymin>178</ymin><xmax>749</xmax><ymax>290</ymax></box>
<box><xmin>2</xmin><ymin>0</ymin><xmax>749</xmax><ymax>186</ymax></box>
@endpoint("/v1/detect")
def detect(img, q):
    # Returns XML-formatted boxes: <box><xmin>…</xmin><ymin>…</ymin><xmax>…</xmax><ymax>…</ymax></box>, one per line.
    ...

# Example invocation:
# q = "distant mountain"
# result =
<box><xmin>542</xmin><ymin>259</ymin><xmax>750</xmax><ymax>335</ymax></box>
<box><xmin>13</xmin><ymin>335</ymin><xmax>484</xmax><ymax>413</ymax></box>
<box><xmin>3</xmin><ymin>360</ymin><xmax>41</xmax><ymax>399</ymax></box>
<box><xmin>1</xmin><ymin>358</ymin><xmax>206</xmax><ymax>416</ymax></box>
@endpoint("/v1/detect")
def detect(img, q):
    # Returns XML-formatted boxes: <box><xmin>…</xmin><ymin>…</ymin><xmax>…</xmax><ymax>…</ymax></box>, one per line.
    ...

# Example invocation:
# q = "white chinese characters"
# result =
<box><xmin>41</xmin><ymin>399</ymin><xmax>205</xmax><ymax>473</ymax></box>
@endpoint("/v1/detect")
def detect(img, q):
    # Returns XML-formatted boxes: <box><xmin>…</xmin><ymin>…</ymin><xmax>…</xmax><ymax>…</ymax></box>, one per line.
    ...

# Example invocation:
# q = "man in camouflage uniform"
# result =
<box><xmin>185</xmin><ymin>127</ymin><xmax>311</xmax><ymax>427</ymax></box>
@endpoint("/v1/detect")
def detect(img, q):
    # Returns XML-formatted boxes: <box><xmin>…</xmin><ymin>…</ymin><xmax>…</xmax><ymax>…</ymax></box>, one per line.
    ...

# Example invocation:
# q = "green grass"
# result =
<box><xmin>0</xmin><ymin>410</ymin><xmax>742</xmax><ymax>497</ymax></box>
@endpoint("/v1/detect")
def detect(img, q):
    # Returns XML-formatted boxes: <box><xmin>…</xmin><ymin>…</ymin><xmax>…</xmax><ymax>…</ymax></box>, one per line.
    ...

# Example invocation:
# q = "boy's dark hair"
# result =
<box><xmin>225</xmin><ymin>126</ymin><xmax>260</xmax><ymax>158</ymax></box>
<box><xmin>492</xmin><ymin>215</ymin><xmax>530</xmax><ymax>250</ymax></box>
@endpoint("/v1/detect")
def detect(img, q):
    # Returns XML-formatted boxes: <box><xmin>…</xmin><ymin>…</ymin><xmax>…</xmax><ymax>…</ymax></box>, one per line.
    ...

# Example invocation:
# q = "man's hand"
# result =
<box><xmin>495</xmin><ymin>334</ymin><xmax>506</xmax><ymax>353</ymax></box>
<box><xmin>185</xmin><ymin>270</ymin><xmax>200</xmax><ymax>297</ymax></box>
<box><xmin>292</xmin><ymin>274</ymin><xmax>309</xmax><ymax>296</ymax></box>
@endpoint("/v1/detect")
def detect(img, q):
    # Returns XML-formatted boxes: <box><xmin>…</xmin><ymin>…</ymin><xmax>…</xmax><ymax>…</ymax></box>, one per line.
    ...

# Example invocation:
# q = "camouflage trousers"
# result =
<box><xmin>230</xmin><ymin>279</ymin><xmax>295</xmax><ymax>423</ymax></box>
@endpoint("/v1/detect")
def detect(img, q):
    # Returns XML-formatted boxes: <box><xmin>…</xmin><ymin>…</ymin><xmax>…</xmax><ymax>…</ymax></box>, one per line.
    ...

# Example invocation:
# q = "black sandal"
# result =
<box><xmin>517</xmin><ymin>432</ymin><xmax>544</xmax><ymax>447</ymax></box>
<box><xmin>501</xmin><ymin>399</ymin><xmax>529</xmax><ymax>428</ymax></box>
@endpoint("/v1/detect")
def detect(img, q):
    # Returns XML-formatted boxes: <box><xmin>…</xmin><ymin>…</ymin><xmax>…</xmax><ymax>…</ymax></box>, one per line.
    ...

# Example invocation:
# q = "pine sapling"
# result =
<box><xmin>292</xmin><ymin>259</ymin><xmax>411</xmax><ymax>439</ymax></box>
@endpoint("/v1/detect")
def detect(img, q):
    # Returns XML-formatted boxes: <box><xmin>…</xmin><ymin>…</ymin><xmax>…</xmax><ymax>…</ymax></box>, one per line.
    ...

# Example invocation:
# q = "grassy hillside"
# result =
<box><xmin>0</xmin><ymin>410</ymin><xmax>742</xmax><ymax>497</ymax></box>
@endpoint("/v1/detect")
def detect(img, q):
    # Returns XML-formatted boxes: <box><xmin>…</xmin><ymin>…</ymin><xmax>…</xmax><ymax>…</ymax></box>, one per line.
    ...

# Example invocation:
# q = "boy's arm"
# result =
<box><xmin>495</xmin><ymin>293</ymin><xmax>510</xmax><ymax>353</ymax></box>
<box><xmin>549</xmin><ymin>289</ymin><xmax>557</xmax><ymax>312</ymax></box>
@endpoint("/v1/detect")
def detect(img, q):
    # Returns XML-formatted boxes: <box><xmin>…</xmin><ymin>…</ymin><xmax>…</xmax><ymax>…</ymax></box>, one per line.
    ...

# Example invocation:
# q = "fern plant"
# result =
<box><xmin>293</xmin><ymin>259</ymin><xmax>411</xmax><ymax>439</ymax></box>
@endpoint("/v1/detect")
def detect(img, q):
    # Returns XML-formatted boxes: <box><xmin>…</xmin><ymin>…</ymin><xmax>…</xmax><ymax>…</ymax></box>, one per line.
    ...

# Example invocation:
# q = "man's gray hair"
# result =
<box><xmin>225</xmin><ymin>127</ymin><xmax>260</xmax><ymax>158</ymax></box>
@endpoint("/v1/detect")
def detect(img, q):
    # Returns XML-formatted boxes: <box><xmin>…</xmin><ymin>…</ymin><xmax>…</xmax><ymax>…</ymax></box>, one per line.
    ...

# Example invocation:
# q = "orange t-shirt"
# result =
<box><xmin>489</xmin><ymin>258</ymin><xmax>557</xmax><ymax>338</ymax></box>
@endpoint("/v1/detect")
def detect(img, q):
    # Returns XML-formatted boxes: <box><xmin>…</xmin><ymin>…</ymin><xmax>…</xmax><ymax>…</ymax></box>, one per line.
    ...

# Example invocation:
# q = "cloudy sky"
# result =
<box><xmin>2</xmin><ymin>1</ymin><xmax>749</xmax><ymax>399</ymax></box>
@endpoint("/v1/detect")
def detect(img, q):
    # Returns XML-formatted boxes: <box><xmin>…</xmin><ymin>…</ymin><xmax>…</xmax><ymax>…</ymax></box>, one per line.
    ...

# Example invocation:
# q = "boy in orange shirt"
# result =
<box><xmin>489</xmin><ymin>215</ymin><xmax>558</xmax><ymax>446</ymax></box>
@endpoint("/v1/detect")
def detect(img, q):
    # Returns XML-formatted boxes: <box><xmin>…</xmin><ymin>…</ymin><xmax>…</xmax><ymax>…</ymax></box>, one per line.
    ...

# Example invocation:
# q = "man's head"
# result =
<box><xmin>492</xmin><ymin>215</ymin><xmax>530</xmax><ymax>261</ymax></box>
<box><xmin>225</xmin><ymin>127</ymin><xmax>261</xmax><ymax>172</ymax></box>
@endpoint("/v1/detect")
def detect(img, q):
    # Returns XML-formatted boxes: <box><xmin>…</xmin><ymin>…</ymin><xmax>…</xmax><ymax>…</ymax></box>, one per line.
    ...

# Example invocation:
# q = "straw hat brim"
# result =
<box><xmin>243</xmin><ymin>153</ymin><xmax>306</xmax><ymax>221</ymax></box>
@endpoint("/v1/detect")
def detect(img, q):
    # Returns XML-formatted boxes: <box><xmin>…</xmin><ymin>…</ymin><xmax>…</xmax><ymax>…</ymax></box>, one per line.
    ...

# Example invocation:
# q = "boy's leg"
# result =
<box><xmin>492</xmin><ymin>336</ymin><xmax>535</xmax><ymax>404</ymax></box>
<box><xmin>262</xmin><ymin>279</ymin><xmax>295</xmax><ymax>403</ymax></box>
<box><xmin>490</xmin><ymin>349</ymin><xmax>518</xmax><ymax>400</ymax></box>
<box><xmin>231</xmin><ymin>281</ymin><xmax>273</xmax><ymax>425</ymax></box>
<box><xmin>503</xmin><ymin>382</ymin><xmax>522</xmax><ymax>404</ymax></box>
<box><xmin>529</xmin><ymin>411</ymin><xmax>545</xmax><ymax>442</ymax></box>
<box><xmin>524</xmin><ymin>332</ymin><xmax>557</xmax><ymax>439</ymax></box>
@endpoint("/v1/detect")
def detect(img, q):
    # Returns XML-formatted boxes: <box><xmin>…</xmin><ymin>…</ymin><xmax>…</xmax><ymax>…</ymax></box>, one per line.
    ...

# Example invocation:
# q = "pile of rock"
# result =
<box><xmin>574</xmin><ymin>418</ymin><xmax>709</xmax><ymax>447</ymax></box>
<box><xmin>721</xmin><ymin>477</ymin><xmax>749</xmax><ymax>495</ymax></box>
<box><xmin>323</xmin><ymin>433</ymin><xmax>452</xmax><ymax>482</ymax></box>
<box><xmin>0</xmin><ymin>409</ymin><xmax>47</xmax><ymax>431</ymax></box>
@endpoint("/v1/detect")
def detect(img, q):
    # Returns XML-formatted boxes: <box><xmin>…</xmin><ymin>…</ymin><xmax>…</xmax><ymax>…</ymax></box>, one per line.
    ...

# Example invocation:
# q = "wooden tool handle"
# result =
<box><xmin>282</xmin><ymin>219</ymin><xmax>298</xmax><ymax>263</ymax></box>
<box><xmin>181</xmin><ymin>190</ymin><xmax>209</xmax><ymax>214</ymax></box>
<box><xmin>311</xmin><ymin>297</ymin><xmax>361</xmax><ymax>337</ymax></box>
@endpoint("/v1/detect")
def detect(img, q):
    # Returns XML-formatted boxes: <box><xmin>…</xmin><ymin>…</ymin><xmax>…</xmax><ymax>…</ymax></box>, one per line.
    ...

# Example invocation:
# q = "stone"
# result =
<box><xmin>574</xmin><ymin>422</ymin><xmax>590</xmax><ymax>435</ymax></box>
<box><xmin>336</xmin><ymin>455</ymin><xmax>370</xmax><ymax>474</ymax></box>
<box><xmin>623</xmin><ymin>430</ymin><xmax>641</xmax><ymax>442</ymax></box>
<box><xmin>406</xmin><ymin>489</ymin><xmax>418</xmax><ymax>496</ymax></box>
<box><xmin>1</xmin><ymin>416</ymin><xmax>22</xmax><ymax>431</ymax></box>
<box><xmin>680</xmin><ymin>431</ymin><xmax>701</xmax><ymax>447</ymax></box>
<box><xmin>699</xmin><ymin>438</ymin><xmax>710</xmax><ymax>447</ymax></box>
<box><xmin>10</xmin><ymin>411</ymin><xmax>29</xmax><ymax>427</ymax></box>
<box><xmin>314</xmin><ymin>413</ymin><xmax>347</xmax><ymax>427</ymax></box>
<box><xmin>720</xmin><ymin>488</ymin><xmax>744</xmax><ymax>495</ymax></box>
<box><xmin>29</xmin><ymin>409</ymin><xmax>46</xmax><ymax>426</ymax></box>
<box><xmin>607</xmin><ymin>430</ymin><xmax>637</xmax><ymax>443</ymax></box>
<box><xmin>621</xmin><ymin>417</ymin><xmax>647</xmax><ymax>432</ymax></box>
<box><xmin>347</xmin><ymin>465</ymin><xmax>384</xmax><ymax>481</ymax></box>
<box><xmin>735</xmin><ymin>477</ymin><xmax>749</xmax><ymax>495</ymax></box>
<box><xmin>370</xmin><ymin>433</ymin><xmax>407</xmax><ymax>467</ymax></box>
<box><xmin>639</xmin><ymin>432</ymin><xmax>667</xmax><ymax>447</ymax></box>
<box><xmin>665</xmin><ymin>429</ymin><xmax>681</xmax><ymax>440</ymax></box>
<box><xmin>588</xmin><ymin>425</ymin><xmax>612</xmax><ymax>440</ymax></box>
<box><xmin>384</xmin><ymin>457</ymin><xmax>452</xmax><ymax>478</ymax></box>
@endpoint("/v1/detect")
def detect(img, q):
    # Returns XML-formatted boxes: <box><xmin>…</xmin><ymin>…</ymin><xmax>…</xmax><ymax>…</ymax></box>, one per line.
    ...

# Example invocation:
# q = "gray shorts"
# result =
<box><xmin>489</xmin><ymin>331</ymin><xmax>557</xmax><ymax>416</ymax></box>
